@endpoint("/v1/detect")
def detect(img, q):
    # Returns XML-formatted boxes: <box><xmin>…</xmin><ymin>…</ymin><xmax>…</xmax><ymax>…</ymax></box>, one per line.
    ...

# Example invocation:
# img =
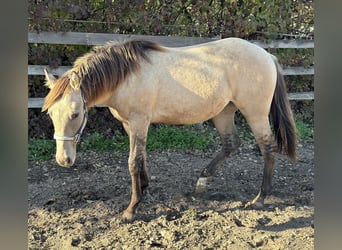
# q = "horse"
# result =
<box><xmin>42</xmin><ymin>37</ymin><xmax>297</xmax><ymax>221</ymax></box>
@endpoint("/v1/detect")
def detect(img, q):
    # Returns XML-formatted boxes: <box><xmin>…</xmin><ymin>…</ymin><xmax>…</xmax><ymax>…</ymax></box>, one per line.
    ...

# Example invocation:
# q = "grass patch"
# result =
<box><xmin>28</xmin><ymin>124</ymin><xmax>218</xmax><ymax>161</ymax></box>
<box><xmin>80</xmin><ymin>125</ymin><xmax>218</xmax><ymax>152</ymax></box>
<box><xmin>28</xmin><ymin>120</ymin><xmax>313</xmax><ymax>161</ymax></box>
<box><xmin>28</xmin><ymin>139</ymin><xmax>55</xmax><ymax>161</ymax></box>
<box><xmin>295</xmin><ymin>120</ymin><xmax>313</xmax><ymax>140</ymax></box>
<box><xmin>147</xmin><ymin>125</ymin><xmax>217</xmax><ymax>150</ymax></box>
<box><xmin>79</xmin><ymin>132</ymin><xmax>129</xmax><ymax>152</ymax></box>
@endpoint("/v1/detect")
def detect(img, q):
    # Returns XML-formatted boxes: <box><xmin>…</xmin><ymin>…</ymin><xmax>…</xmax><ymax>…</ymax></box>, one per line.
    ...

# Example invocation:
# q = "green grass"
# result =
<box><xmin>295</xmin><ymin>120</ymin><xmax>313</xmax><ymax>140</ymax></box>
<box><xmin>79</xmin><ymin>132</ymin><xmax>129</xmax><ymax>152</ymax></box>
<box><xmin>28</xmin><ymin>139</ymin><xmax>55</xmax><ymax>161</ymax></box>
<box><xmin>146</xmin><ymin>125</ymin><xmax>217</xmax><ymax>150</ymax></box>
<box><xmin>28</xmin><ymin>124</ymin><xmax>218</xmax><ymax>161</ymax></box>
<box><xmin>28</xmin><ymin>120</ymin><xmax>313</xmax><ymax>161</ymax></box>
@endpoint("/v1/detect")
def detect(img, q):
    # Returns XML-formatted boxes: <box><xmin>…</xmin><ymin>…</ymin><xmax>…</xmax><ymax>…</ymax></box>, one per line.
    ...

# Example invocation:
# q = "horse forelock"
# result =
<box><xmin>42</xmin><ymin>75</ymin><xmax>72</xmax><ymax>112</ymax></box>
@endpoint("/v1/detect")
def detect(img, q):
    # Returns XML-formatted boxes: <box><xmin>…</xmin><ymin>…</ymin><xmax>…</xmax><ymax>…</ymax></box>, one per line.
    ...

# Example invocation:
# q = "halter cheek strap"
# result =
<box><xmin>53</xmin><ymin>94</ymin><xmax>88</xmax><ymax>144</ymax></box>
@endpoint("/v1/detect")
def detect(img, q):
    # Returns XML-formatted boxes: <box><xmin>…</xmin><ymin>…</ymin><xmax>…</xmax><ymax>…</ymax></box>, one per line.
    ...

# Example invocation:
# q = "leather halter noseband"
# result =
<box><xmin>53</xmin><ymin>93</ymin><xmax>88</xmax><ymax>144</ymax></box>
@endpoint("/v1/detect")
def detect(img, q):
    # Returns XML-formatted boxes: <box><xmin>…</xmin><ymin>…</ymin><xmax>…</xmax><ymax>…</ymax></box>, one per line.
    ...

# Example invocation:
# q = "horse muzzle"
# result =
<box><xmin>56</xmin><ymin>155</ymin><xmax>75</xmax><ymax>167</ymax></box>
<box><xmin>55</xmin><ymin>142</ymin><xmax>76</xmax><ymax>167</ymax></box>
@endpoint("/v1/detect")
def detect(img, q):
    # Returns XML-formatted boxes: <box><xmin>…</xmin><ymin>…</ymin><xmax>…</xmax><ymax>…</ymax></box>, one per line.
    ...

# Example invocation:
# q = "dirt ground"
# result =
<box><xmin>28</xmin><ymin>141</ymin><xmax>314</xmax><ymax>249</ymax></box>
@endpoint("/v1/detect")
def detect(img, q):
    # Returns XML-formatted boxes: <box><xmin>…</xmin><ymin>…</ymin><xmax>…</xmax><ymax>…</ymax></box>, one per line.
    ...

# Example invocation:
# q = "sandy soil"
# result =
<box><xmin>28</xmin><ymin>141</ymin><xmax>314</xmax><ymax>249</ymax></box>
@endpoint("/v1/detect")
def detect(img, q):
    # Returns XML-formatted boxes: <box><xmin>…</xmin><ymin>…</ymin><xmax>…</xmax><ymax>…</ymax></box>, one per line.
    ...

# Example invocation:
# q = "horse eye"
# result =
<box><xmin>71</xmin><ymin>113</ymin><xmax>79</xmax><ymax>120</ymax></box>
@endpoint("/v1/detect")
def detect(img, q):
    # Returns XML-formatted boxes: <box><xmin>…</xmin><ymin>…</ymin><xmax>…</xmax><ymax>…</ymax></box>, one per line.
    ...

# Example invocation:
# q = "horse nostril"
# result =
<box><xmin>65</xmin><ymin>157</ymin><xmax>72</xmax><ymax>165</ymax></box>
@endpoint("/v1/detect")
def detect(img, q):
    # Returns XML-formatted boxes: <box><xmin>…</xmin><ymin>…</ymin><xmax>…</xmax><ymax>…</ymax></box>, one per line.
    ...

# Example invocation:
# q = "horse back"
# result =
<box><xmin>109</xmin><ymin>38</ymin><xmax>277</xmax><ymax>124</ymax></box>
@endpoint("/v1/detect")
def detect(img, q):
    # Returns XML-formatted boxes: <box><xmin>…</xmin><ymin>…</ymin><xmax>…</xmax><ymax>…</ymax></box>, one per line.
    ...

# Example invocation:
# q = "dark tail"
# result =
<box><xmin>270</xmin><ymin>57</ymin><xmax>297</xmax><ymax>161</ymax></box>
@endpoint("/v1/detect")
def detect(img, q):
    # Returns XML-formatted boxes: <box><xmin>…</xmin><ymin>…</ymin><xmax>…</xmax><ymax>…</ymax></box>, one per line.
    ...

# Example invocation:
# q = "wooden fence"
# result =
<box><xmin>28</xmin><ymin>32</ymin><xmax>314</xmax><ymax>108</ymax></box>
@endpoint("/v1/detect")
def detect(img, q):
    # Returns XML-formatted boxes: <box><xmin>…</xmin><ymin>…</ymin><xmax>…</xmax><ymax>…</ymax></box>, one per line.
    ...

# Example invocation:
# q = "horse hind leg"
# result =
<box><xmin>195</xmin><ymin>103</ymin><xmax>241</xmax><ymax>193</ymax></box>
<box><xmin>242</xmin><ymin>116</ymin><xmax>277</xmax><ymax>208</ymax></box>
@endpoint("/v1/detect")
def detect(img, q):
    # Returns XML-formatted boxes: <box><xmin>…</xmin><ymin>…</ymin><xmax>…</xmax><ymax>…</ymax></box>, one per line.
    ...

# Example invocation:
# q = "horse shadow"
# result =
<box><xmin>130</xmin><ymin>178</ymin><xmax>313</xmax><ymax>231</ymax></box>
<box><xmin>255</xmin><ymin>215</ymin><xmax>314</xmax><ymax>232</ymax></box>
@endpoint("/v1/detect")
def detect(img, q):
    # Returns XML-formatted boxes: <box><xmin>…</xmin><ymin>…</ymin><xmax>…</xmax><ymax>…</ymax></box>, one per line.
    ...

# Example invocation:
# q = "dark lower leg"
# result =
<box><xmin>261</xmin><ymin>149</ymin><xmax>275</xmax><ymax>197</ymax></box>
<box><xmin>123</xmin><ymin>151</ymin><xmax>145</xmax><ymax>221</ymax></box>
<box><xmin>123</xmin><ymin>170</ymin><xmax>142</xmax><ymax>221</ymax></box>
<box><xmin>245</xmin><ymin>141</ymin><xmax>276</xmax><ymax>208</ymax></box>
<box><xmin>200</xmin><ymin>133</ymin><xmax>241</xmax><ymax>178</ymax></box>
<box><xmin>196</xmin><ymin>133</ymin><xmax>240</xmax><ymax>193</ymax></box>
<box><xmin>140</xmin><ymin>166</ymin><xmax>149</xmax><ymax>192</ymax></box>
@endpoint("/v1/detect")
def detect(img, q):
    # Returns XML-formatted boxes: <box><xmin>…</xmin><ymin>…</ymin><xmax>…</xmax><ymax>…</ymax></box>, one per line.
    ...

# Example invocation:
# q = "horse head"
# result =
<box><xmin>43</xmin><ymin>69</ymin><xmax>88</xmax><ymax>167</ymax></box>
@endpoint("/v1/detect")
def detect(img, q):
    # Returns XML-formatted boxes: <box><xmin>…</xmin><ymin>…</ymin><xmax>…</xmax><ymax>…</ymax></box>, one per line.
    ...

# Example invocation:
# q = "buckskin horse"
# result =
<box><xmin>42</xmin><ymin>38</ymin><xmax>296</xmax><ymax>221</ymax></box>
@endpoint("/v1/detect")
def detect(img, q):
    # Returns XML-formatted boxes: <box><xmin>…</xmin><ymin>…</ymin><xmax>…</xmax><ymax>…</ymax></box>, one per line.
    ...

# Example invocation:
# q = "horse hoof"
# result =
<box><xmin>244</xmin><ymin>200</ymin><xmax>263</xmax><ymax>209</ymax></box>
<box><xmin>244</xmin><ymin>196</ymin><xmax>265</xmax><ymax>209</ymax></box>
<box><xmin>195</xmin><ymin>177</ymin><xmax>209</xmax><ymax>194</ymax></box>
<box><xmin>121</xmin><ymin>210</ymin><xmax>136</xmax><ymax>223</ymax></box>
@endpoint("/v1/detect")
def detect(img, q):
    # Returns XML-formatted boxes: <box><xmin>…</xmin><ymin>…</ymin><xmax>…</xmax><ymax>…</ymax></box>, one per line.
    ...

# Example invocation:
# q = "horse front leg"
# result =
<box><xmin>122</xmin><ymin>122</ymin><xmax>149</xmax><ymax>222</ymax></box>
<box><xmin>122</xmin><ymin>122</ymin><xmax>149</xmax><ymax>192</ymax></box>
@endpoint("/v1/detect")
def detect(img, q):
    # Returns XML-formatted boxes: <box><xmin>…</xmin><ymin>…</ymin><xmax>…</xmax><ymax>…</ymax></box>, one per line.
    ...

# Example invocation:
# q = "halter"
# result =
<box><xmin>53</xmin><ymin>93</ymin><xmax>88</xmax><ymax>144</ymax></box>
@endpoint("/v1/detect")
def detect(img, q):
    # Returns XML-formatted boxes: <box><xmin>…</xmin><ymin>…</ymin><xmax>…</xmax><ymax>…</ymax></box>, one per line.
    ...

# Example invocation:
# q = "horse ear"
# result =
<box><xmin>69</xmin><ymin>71</ymin><xmax>81</xmax><ymax>90</ymax></box>
<box><xmin>44</xmin><ymin>68</ymin><xmax>56</xmax><ymax>89</ymax></box>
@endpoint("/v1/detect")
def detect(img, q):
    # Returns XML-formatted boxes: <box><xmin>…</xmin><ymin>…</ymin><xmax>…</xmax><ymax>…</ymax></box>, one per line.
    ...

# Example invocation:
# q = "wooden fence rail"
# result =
<box><xmin>28</xmin><ymin>31</ymin><xmax>315</xmax><ymax>48</ymax></box>
<box><xmin>28</xmin><ymin>32</ymin><xmax>314</xmax><ymax>108</ymax></box>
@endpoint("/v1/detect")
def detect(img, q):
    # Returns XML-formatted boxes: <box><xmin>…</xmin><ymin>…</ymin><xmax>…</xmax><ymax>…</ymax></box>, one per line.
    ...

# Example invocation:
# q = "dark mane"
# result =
<box><xmin>42</xmin><ymin>39</ymin><xmax>165</xmax><ymax>111</ymax></box>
